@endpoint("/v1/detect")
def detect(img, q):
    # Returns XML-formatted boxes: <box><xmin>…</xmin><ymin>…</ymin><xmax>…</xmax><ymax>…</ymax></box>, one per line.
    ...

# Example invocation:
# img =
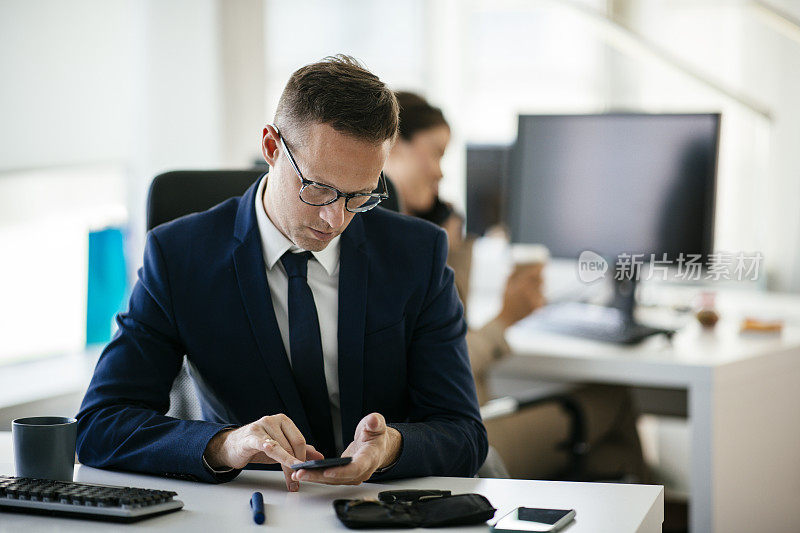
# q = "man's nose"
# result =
<box><xmin>434</xmin><ymin>161</ymin><xmax>444</xmax><ymax>180</ymax></box>
<box><xmin>319</xmin><ymin>198</ymin><xmax>345</xmax><ymax>228</ymax></box>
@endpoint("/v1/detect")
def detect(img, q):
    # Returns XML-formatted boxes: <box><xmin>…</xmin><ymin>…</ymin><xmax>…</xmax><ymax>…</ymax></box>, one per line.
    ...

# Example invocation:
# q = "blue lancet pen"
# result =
<box><xmin>250</xmin><ymin>491</ymin><xmax>265</xmax><ymax>525</ymax></box>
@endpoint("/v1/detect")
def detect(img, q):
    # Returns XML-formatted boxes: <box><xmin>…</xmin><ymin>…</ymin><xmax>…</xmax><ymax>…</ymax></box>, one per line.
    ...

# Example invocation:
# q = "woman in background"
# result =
<box><xmin>383</xmin><ymin>91</ymin><xmax>648</xmax><ymax>482</ymax></box>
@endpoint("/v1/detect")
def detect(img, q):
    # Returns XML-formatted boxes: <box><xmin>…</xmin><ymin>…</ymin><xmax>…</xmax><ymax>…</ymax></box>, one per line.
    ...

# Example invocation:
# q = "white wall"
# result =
<box><xmin>262</xmin><ymin>0</ymin><xmax>800</xmax><ymax>292</ymax></box>
<box><xmin>0</xmin><ymin>0</ymin><xmax>253</xmax><ymax>361</ymax></box>
<box><xmin>124</xmin><ymin>0</ymin><xmax>227</xmax><ymax>266</ymax></box>
<box><xmin>614</xmin><ymin>0</ymin><xmax>798</xmax><ymax>289</ymax></box>
<box><xmin>0</xmin><ymin>0</ymin><xmax>137</xmax><ymax>169</ymax></box>
<box><xmin>741</xmin><ymin>2</ymin><xmax>800</xmax><ymax>290</ymax></box>
<box><xmin>0</xmin><ymin>0</ymin><xmax>258</xmax><ymax>266</ymax></box>
<box><xmin>2</xmin><ymin>0</ymin><xmax>800</xmax><ymax>362</ymax></box>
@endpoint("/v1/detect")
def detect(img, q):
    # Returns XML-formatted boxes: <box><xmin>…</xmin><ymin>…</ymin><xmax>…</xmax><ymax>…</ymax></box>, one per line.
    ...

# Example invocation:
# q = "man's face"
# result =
<box><xmin>261</xmin><ymin>122</ymin><xmax>391</xmax><ymax>252</ymax></box>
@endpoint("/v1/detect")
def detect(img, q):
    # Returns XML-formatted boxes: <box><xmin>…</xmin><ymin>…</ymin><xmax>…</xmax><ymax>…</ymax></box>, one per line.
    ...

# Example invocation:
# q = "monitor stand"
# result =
<box><xmin>610</xmin><ymin>264</ymin><xmax>638</xmax><ymax>323</ymax></box>
<box><xmin>608</xmin><ymin>265</ymin><xmax>675</xmax><ymax>343</ymax></box>
<box><xmin>528</xmin><ymin>263</ymin><xmax>675</xmax><ymax>344</ymax></box>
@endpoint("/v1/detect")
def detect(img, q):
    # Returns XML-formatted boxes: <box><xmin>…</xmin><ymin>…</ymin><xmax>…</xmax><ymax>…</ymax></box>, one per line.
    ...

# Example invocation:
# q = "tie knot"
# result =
<box><xmin>280</xmin><ymin>251</ymin><xmax>313</xmax><ymax>279</ymax></box>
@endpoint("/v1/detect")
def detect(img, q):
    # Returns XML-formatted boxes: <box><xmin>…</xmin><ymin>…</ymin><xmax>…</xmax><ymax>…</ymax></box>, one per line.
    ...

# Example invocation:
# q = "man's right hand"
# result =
<box><xmin>203</xmin><ymin>414</ymin><xmax>323</xmax><ymax>492</ymax></box>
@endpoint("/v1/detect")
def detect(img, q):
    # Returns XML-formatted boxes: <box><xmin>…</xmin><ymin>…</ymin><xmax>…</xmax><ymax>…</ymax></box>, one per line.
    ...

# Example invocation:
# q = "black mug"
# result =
<box><xmin>12</xmin><ymin>416</ymin><xmax>78</xmax><ymax>481</ymax></box>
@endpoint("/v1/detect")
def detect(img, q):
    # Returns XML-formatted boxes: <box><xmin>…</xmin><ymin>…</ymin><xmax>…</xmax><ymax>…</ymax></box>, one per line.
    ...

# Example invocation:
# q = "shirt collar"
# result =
<box><xmin>254</xmin><ymin>175</ymin><xmax>340</xmax><ymax>276</ymax></box>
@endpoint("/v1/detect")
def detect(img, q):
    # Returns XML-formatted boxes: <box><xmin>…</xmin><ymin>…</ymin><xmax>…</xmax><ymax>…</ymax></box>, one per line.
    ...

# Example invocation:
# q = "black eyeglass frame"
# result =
<box><xmin>275</xmin><ymin>128</ymin><xmax>389</xmax><ymax>213</ymax></box>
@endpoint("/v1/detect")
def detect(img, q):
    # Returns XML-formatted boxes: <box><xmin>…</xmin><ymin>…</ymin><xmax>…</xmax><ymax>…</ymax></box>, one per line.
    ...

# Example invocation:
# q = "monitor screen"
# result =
<box><xmin>465</xmin><ymin>144</ymin><xmax>510</xmax><ymax>235</ymax></box>
<box><xmin>506</xmin><ymin>113</ymin><xmax>719</xmax><ymax>261</ymax></box>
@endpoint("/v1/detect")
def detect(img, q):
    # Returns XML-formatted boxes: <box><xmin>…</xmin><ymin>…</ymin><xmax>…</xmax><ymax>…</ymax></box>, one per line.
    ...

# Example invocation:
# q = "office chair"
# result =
<box><xmin>146</xmin><ymin>169</ymin><xmax>264</xmax><ymax>421</ymax></box>
<box><xmin>146</xmin><ymin>170</ymin><xmax>264</xmax><ymax>231</ymax></box>
<box><xmin>479</xmin><ymin>392</ymin><xmax>591</xmax><ymax>481</ymax></box>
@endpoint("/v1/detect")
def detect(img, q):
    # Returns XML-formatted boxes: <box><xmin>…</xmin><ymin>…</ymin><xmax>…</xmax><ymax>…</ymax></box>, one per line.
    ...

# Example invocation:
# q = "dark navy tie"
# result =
<box><xmin>280</xmin><ymin>251</ymin><xmax>336</xmax><ymax>458</ymax></box>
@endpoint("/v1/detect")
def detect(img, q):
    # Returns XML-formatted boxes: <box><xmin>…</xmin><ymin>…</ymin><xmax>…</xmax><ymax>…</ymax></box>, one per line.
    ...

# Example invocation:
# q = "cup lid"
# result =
<box><xmin>12</xmin><ymin>416</ymin><xmax>77</xmax><ymax>426</ymax></box>
<box><xmin>510</xmin><ymin>243</ymin><xmax>549</xmax><ymax>264</ymax></box>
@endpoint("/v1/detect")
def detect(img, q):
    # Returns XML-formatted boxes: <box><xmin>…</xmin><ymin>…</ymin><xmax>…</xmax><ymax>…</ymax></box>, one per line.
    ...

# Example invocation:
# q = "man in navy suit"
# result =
<box><xmin>76</xmin><ymin>55</ymin><xmax>487</xmax><ymax>490</ymax></box>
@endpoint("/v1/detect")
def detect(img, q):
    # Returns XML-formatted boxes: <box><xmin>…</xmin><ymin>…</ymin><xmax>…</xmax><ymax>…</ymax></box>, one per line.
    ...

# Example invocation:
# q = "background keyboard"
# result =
<box><xmin>525</xmin><ymin>302</ymin><xmax>674</xmax><ymax>344</ymax></box>
<box><xmin>0</xmin><ymin>475</ymin><xmax>183</xmax><ymax>523</ymax></box>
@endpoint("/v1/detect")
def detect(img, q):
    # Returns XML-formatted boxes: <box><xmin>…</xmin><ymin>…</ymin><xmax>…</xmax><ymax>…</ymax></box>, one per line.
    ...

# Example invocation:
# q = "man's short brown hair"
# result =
<box><xmin>275</xmin><ymin>55</ymin><xmax>399</xmax><ymax>144</ymax></box>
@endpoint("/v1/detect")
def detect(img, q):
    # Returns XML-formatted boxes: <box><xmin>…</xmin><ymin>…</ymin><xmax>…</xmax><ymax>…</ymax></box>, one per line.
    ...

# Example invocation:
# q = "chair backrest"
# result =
<box><xmin>146</xmin><ymin>169</ymin><xmax>264</xmax><ymax>231</ymax></box>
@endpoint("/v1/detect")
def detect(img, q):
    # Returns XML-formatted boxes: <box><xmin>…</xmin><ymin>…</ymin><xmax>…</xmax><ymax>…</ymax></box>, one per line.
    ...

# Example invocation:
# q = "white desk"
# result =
<box><xmin>0</xmin><ymin>432</ymin><xmax>662</xmax><ymax>532</ymax></box>
<box><xmin>493</xmin><ymin>289</ymin><xmax>800</xmax><ymax>533</ymax></box>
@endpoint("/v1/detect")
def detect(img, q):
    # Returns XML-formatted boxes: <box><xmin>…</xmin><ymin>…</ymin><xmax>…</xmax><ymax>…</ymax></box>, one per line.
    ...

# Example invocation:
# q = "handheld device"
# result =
<box><xmin>290</xmin><ymin>457</ymin><xmax>352</xmax><ymax>470</ymax></box>
<box><xmin>491</xmin><ymin>507</ymin><xmax>576</xmax><ymax>532</ymax></box>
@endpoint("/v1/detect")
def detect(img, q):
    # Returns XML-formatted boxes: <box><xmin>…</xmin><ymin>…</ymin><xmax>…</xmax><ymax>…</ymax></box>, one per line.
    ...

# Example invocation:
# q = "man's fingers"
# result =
<box><xmin>288</xmin><ymin>446</ymin><xmax>326</xmax><ymax>483</ymax></box>
<box><xmin>227</xmin><ymin>415</ymin><xmax>312</xmax><ymax>490</ymax></box>
<box><xmin>294</xmin><ymin>463</ymin><xmax>370</xmax><ymax>485</ymax></box>
<box><xmin>294</xmin><ymin>413</ymin><xmax>386</xmax><ymax>486</ymax></box>
<box><xmin>281</xmin><ymin>464</ymin><xmax>297</xmax><ymax>492</ymax></box>
<box><xmin>321</xmin><ymin>460</ymin><xmax>365</xmax><ymax>481</ymax></box>
<box><xmin>260</xmin><ymin>426</ymin><xmax>303</xmax><ymax>492</ymax></box>
<box><xmin>244</xmin><ymin>434</ymin><xmax>299</xmax><ymax>468</ymax></box>
<box><xmin>362</xmin><ymin>413</ymin><xmax>386</xmax><ymax>436</ymax></box>
<box><xmin>279</xmin><ymin>416</ymin><xmax>308</xmax><ymax>463</ymax></box>
<box><xmin>247</xmin><ymin>452</ymin><xmax>276</xmax><ymax>464</ymax></box>
<box><xmin>305</xmin><ymin>445</ymin><xmax>325</xmax><ymax>461</ymax></box>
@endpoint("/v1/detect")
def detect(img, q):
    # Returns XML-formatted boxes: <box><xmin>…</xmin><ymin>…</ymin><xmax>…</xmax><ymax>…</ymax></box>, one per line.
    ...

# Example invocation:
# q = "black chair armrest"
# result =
<box><xmin>481</xmin><ymin>391</ymin><xmax>588</xmax><ymax>479</ymax></box>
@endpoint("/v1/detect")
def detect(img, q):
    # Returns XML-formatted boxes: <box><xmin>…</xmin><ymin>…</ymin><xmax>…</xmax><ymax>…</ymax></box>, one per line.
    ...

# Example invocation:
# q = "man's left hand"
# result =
<box><xmin>291</xmin><ymin>412</ymin><xmax>401</xmax><ymax>485</ymax></box>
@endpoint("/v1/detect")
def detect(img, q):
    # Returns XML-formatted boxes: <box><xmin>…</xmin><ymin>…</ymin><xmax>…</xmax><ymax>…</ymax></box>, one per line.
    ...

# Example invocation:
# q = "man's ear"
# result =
<box><xmin>262</xmin><ymin>125</ymin><xmax>280</xmax><ymax>166</ymax></box>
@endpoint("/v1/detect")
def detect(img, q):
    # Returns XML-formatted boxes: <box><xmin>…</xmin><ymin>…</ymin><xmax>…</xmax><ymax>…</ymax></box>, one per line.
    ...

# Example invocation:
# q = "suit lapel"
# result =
<box><xmin>231</xmin><ymin>181</ymin><xmax>312</xmax><ymax>438</ymax></box>
<box><xmin>337</xmin><ymin>216</ymin><xmax>368</xmax><ymax>443</ymax></box>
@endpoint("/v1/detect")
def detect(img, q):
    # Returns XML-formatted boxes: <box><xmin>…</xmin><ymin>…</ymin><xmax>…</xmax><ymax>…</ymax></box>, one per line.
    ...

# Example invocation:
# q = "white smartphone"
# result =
<box><xmin>490</xmin><ymin>507</ymin><xmax>576</xmax><ymax>532</ymax></box>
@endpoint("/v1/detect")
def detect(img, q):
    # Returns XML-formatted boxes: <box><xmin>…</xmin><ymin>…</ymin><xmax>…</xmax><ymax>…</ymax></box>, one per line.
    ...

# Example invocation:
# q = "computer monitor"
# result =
<box><xmin>507</xmin><ymin>113</ymin><xmax>719</xmax><ymax>262</ymax></box>
<box><xmin>506</xmin><ymin>113</ymin><xmax>720</xmax><ymax>342</ymax></box>
<box><xmin>465</xmin><ymin>144</ymin><xmax>511</xmax><ymax>235</ymax></box>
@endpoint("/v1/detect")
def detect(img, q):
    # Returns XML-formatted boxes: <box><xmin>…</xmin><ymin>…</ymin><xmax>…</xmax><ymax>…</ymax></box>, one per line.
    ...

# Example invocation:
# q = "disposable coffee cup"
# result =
<box><xmin>12</xmin><ymin>416</ymin><xmax>77</xmax><ymax>481</ymax></box>
<box><xmin>510</xmin><ymin>243</ymin><xmax>549</xmax><ymax>270</ymax></box>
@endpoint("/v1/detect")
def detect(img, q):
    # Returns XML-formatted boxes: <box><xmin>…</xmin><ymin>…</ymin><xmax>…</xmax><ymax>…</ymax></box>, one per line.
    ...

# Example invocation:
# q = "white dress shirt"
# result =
<box><xmin>253</xmin><ymin>175</ymin><xmax>344</xmax><ymax>453</ymax></box>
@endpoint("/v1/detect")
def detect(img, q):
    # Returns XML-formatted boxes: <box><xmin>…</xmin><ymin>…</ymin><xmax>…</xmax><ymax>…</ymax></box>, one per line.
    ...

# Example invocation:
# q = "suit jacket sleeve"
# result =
<box><xmin>76</xmin><ymin>232</ymin><xmax>240</xmax><ymax>484</ymax></box>
<box><xmin>373</xmin><ymin>229</ymin><xmax>488</xmax><ymax>480</ymax></box>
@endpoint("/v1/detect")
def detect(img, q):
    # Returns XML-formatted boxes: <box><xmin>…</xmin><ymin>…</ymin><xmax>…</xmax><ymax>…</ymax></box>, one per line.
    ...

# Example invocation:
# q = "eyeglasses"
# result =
<box><xmin>276</xmin><ymin>128</ymin><xmax>389</xmax><ymax>213</ymax></box>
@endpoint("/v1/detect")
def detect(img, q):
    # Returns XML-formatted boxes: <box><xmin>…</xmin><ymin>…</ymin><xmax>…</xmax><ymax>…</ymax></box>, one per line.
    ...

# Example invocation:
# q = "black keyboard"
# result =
<box><xmin>0</xmin><ymin>475</ymin><xmax>183</xmax><ymax>523</ymax></box>
<box><xmin>526</xmin><ymin>302</ymin><xmax>674</xmax><ymax>345</ymax></box>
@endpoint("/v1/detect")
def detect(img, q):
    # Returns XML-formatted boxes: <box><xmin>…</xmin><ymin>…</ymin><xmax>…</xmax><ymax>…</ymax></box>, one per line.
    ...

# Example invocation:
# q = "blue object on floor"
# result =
<box><xmin>86</xmin><ymin>227</ymin><xmax>128</xmax><ymax>345</ymax></box>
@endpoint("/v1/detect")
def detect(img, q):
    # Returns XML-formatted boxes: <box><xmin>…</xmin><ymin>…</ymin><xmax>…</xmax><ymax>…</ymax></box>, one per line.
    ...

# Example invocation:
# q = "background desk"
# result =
<box><xmin>490</xmin><ymin>289</ymin><xmax>800</xmax><ymax>533</ymax></box>
<box><xmin>0</xmin><ymin>432</ymin><xmax>662</xmax><ymax>532</ymax></box>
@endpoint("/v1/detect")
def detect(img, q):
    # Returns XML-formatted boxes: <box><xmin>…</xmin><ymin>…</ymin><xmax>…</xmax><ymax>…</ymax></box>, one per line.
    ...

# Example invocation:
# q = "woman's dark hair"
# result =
<box><xmin>394</xmin><ymin>91</ymin><xmax>449</xmax><ymax>141</ymax></box>
<box><xmin>415</xmin><ymin>197</ymin><xmax>456</xmax><ymax>226</ymax></box>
